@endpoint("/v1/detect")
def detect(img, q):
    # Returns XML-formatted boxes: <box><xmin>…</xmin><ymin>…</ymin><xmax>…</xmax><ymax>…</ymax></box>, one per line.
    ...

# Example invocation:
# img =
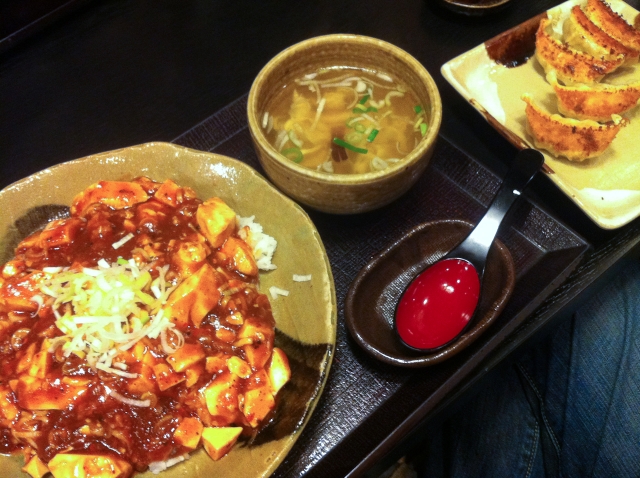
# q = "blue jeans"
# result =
<box><xmin>418</xmin><ymin>260</ymin><xmax>640</xmax><ymax>478</ymax></box>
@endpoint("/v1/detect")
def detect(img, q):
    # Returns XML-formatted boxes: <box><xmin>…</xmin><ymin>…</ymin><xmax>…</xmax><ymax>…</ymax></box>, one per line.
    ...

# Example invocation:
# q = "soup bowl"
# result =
<box><xmin>247</xmin><ymin>34</ymin><xmax>442</xmax><ymax>214</ymax></box>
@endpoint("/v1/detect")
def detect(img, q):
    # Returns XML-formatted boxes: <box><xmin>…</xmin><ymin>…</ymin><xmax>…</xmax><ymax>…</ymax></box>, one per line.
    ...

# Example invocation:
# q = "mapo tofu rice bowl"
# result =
<box><xmin>0</xmin><ymin>174</ymin><xmax>294</xmax><ymax>477</ymax></box>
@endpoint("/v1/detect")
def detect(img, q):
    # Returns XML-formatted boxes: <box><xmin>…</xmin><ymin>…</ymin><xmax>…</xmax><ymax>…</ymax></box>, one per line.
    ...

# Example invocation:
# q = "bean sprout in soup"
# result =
<box><xmin>262</xmin><ymin>67</ymin><xmax>429</xmax><ymax>174</ymax></box>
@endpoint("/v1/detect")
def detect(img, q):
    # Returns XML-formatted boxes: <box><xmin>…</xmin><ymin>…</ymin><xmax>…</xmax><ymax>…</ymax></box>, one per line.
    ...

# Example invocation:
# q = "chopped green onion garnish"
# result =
<box><xmin>359</xmin><ymin>94</ymin><xmax>370</xmax><ymax>105</ymax></box>
<box><xmin>333</xmin><ymin>138</ymin><xmax>368</xmax><ymax>154</ymax></box>
<box><xmin>282</xmin><ymin>147</ymin><xmax>304</xmax><ymax>163</ymax></box>
<box><xmin>420</xmin><ymin>122</ymin><xmax>428</xmax><ymax>136</ymax></box>
<box><xmin>367</xmin><ymin>129</ymin><xmax>379</xmax><ymax>142</ymax></box>
<box><xmin>353</xmin><ymin>106</ymin><xmax>378</xmax><ymax>114</ymax></box>
<box><xmin>414</xmin><ymin>105</ymin><xmax>423</xmax><ymax>114</ymax></box>
<box><xmin>354</xmin><ymin>123</ymin><xmax>366</xmax><ymax>133</ymax></box>
<box><xmin>140</xmin><ymin>311</ymin><xmax>150</xmax><ymax>325</ymax></box>
<box><xmin>117</xmin><ymin>257</ymin><xmax>129</xmax><ymax>266</ymax></box>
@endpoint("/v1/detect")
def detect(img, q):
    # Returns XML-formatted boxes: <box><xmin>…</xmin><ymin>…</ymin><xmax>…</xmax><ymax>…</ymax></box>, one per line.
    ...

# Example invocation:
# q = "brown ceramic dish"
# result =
<box><xmin>247</xmin><ymin>34</ymin><xmax>442</xmax><ymax>214</ymax></box>
<box><xmin>438</xmin><ymin>0</ymin><xmax>512</xmax><ymax>16</ymax></box>
<box><xmin>0</xmin><ymin>142</ymin><xmax>337</xmax><ymax>478</ymax></box>
<box><xmin>345</xmin><ymin>219</ymin><xmax>515</xmax><ymax>367</ymax></box>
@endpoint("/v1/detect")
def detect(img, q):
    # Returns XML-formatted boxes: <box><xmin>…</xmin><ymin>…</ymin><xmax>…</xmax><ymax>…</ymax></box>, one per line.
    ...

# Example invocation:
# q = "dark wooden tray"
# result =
<box><xmin>173</xmin><ymin>94</ymin><xmax>590</xmax><ymax>477</ymax></box>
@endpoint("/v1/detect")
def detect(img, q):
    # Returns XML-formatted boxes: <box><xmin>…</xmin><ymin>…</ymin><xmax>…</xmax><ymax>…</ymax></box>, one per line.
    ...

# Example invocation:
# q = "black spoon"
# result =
<box><xmin>394</xmin><ymin>148</ymin><xmax>544</xmax><ymax>352</ymax></box>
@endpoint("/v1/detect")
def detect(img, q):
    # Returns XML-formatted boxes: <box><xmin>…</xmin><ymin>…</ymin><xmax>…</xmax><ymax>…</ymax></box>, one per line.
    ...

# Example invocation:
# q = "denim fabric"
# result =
<box><xmin>417</xmin><ymin>260</ymin><xmax>640</xmax><ymax>478</ymax></box>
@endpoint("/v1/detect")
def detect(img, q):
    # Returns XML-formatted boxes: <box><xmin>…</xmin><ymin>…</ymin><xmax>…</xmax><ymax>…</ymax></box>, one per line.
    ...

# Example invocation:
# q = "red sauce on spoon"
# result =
<box><xmin>395</xmin><ymin>258</ymin><xmax>480</xmax><ymax>350</ymax></box>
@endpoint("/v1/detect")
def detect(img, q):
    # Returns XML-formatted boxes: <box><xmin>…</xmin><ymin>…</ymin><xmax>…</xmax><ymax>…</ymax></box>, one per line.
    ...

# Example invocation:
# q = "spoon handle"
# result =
<box><xmin>448</xmin><ymin>149</ymin><xmax>544</xmax><ymax>269</ymax></box>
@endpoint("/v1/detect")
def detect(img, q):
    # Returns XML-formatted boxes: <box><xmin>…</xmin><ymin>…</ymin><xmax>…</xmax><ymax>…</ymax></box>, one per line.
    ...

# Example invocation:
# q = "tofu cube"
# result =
<box><xmin>166</xmin><ymin>343</ymin><xmax>205</xmax><ymax>372</ymax></box>
<box><xmin>185</xmin><ymin>363</ymin><xmax>205</xmax><ymax>388</ymax></box>
<box><xmin>16</xmin><ymin>343</ymin><xmax>37</xmax><ymax>373</ymax></box>
<box><xmin>152</xmin><ymin>363</ymin><xmax>186</xmax><ymax>391</ymax></box>
<box><xmin>196</xmin><ymin>197</ymin><xmax>237</xmax><ymax>248</ymax></box>
<box><xmin>17</xmin><ymin>375</ymin><xmax>86</xmax><ymax>410</ymax></box>
<box><xmin>22</xmin><ymin>456</ymin><xmax>49</xmax><ymax>478</ymax></box>
<box><xmin>163</xmin><ymin>263</ymin><xmax>220</xmax><ymax>328</ymax></box>
<box><xmin>220</xmin><ymin>237</ymin><xmax>258</xmax><ymax>276</ymax></box>
<box><xmin>71</xmin><ymin>180</ymin><xmax>149</xmax><ymax>216</ymax></box>
<box><xmin>226</xmin><ymin>356</ymin><xmax>252</xmax><ymax>379</ymax></box>
<box><xmin>173</xmin><ymin>417</ymin><xmax>204</xmax><ymax>449</ymax></box>
<box><xmin>0</xmin><ymin>385</ymin><xmax>19</xmax><ymax>425</ymax></box>
<box><xmin>203</xmin><ymin>371</ymin><xmax>239</xmax><ymax>426</ymax></box>
<box><xmin>153</xmin><ymin>179</ymin><xmax>196</xmax><ymax>207</ymax></box>
<box><xmin>237</xmin><ymin>318</ymin><xmax>274</xmax><ymax>369</ymax></box>
<box><xmin>201</xmin><ymin>427</ymin><xmax>242</xmax><ymax>461</ymax></box>
<box><xmin>47</xmin><ymin>453</ymin><xmax>132</xmax><ymax>478</ymax></box>
<box><xmin>172</xmin><ymin>241</ymin><xmax>209</xmax><ymax>277</ymax></box>
<box><xmin>241</xmin><ymin>386</ymin><xmax>275</xmax><ymax>428</ymax></box>
<box><xmin>205</xmin><ymin>354</ymin><xmax>227</xmax><ymax>374</ymax></box>
<box><xmin>27</xmin><ymin>350</ymin><xmax>52</xmax><ymax>379</ymax></box>
<box><xmin>127</xmin><ymin>364</ymin><xmax>156</xmax><ymax>395</ymax></box>
<box><xmin>267</xmin><ymin>347</ymin><xmax>291</xmax><ymax>395</ymax></box>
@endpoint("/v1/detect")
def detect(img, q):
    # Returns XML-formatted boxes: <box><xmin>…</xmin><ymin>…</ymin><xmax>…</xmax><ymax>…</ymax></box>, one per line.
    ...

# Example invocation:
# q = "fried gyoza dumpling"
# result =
<box><xmin>536</xmin><ymin>18</ymin><xmax>624</xmax><ymax>85</ymax></box>
<box><xmin>548</xmin><ymin>71</ymin><xmax>640</xmax><ymax>121</ymax></box>
<box><xmin>522</xmin><ymin>94</ymin><xmax>627</xmax><ymax>161</ymax></box>
<box><xmin>563</xmin><ymin>5</ymin><xmax>638</xmax><ymax>65</ymax></box>
<box><xmin>583</xmin><ymin>0</ymin><xmax>640</xmax><ymax>52</ymax></box>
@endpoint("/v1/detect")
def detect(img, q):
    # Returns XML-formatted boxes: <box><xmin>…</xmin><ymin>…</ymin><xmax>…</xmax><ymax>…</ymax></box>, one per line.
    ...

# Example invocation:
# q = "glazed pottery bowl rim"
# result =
<box><xmin>0</xmin><ymin>141</ymin><xmax>338</xmax><ymax>477</ymax></box>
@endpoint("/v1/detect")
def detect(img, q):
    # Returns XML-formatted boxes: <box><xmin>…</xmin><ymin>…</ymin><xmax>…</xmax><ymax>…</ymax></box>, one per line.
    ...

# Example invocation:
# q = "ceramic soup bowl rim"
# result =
<box><xmin>247</xmin><ymin>33</ymin><xmax>442</xmax><ymax>185</ymax></box>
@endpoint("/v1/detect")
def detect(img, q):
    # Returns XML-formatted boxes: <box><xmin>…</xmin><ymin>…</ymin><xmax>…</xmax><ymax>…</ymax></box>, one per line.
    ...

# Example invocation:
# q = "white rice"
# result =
<box><xmin>148</xmin><ymin>454</ymin><xmax>189</xmax><ymax>474</ymax></box>
<box><xmin>293</xmin><ymin>274</ymin><xmax>312</xmax><ymax>282</ymax></box>
<box><xmin>269</xmin><ymin>286</ymin><xmax>290</xmax><ymax>299</ymax></box>
<box><xmin>237</xmin><ymin>215</ymin><xmax>277</xmax><ymax>271</ymax></box>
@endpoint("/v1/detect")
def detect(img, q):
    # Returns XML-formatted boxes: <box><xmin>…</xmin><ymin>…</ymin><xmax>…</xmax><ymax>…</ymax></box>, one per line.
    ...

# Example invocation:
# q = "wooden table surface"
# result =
<box><xmin>2</xmin><ymin>0</ymin><xmax>640</xmax><ymax>476</ymax></box>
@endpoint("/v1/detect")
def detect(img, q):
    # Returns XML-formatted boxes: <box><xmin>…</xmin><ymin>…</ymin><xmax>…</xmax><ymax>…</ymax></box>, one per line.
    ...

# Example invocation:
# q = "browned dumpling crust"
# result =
<box><xmin>536</xmin><ymin>18</ymin><xmax>624</xmax><ymax>85</ymax></box>
<box><xmin>563</xmin><ymin>5</ymin><xmax>638</xmax><ymax>65</ymax></box>
<box><xmin>523</xmin><ymin>94</ymin><xmax>626</xmax><ymax>162</ymax></box>
<box><xmin>551</xmin><ymin>76</ymin><xmax>640</xmax><ymax>122</ymax></box>
<box><xmin>526</xmin><ymin>2</ymin><xmax>640</xmax><ymax>161</ymax></box>
<box><xmin>583</xmin><ymin>0</ymin><xmax>640</xmax><ymax>52</ymax></box>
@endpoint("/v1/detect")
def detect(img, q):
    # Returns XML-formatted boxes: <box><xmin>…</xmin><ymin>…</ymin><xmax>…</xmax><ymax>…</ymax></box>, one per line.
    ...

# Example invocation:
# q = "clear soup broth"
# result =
<box><xmin>262</xmin><ymin>67</ymin><xmax>429</xmax><ymax>174</ymax></box>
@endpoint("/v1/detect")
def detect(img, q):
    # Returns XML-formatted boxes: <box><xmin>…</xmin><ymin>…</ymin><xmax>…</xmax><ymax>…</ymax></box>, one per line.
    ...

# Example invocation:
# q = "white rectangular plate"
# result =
<box><xmin>442</xmin><ymin>0</ymin><xmax>640</xmax><ymax>229</ymax></box>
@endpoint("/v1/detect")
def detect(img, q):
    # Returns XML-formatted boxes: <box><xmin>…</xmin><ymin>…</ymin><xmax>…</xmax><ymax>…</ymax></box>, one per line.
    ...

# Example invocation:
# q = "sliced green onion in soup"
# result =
<box><xmin>353</xmin><ymin>106</ymin><xmax>378</xmax><ymax>114</ymax></box>
<box><xmin>370</xmin><ymin>157</ymin><xmax>389</xmax><ymax>171</ymax></box>
<box><xmin>354</xmin><ymin>123</ymin><xmax>366</xmax><ymax>133</ymax></box>
<box><xmin>282</xmin><ymin>147</ymin><xmax>304</xmax><ymax>163</ymax></box>
<box><xmin>333</xmin><ymin>138</ymin><xmax>368</xmax><ymax>154</ymax></box>
<box><xmin>345</xmin><ymin>131</ymin><xmax>364</xmax><ymax>144</ymax></box>
<box><xmin>287</xmin><ymin>129</ymin><xmax>303</xmax><ymax>148</ymax></box>
<box><xmin>346</xmin><ymin>117</ymin><xmax>364</xmax><ymax>128</ymax></box>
